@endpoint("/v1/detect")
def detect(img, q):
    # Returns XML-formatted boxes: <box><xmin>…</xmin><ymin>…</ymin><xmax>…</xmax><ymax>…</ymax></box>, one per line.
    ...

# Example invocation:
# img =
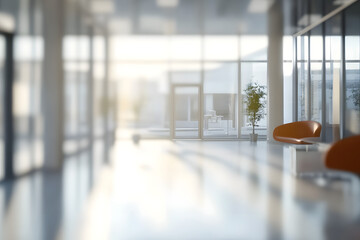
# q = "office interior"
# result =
<box><xmin>0</xmin><ymin>0</ymin><xmax>359</xmax><ymax>239</ymax></box>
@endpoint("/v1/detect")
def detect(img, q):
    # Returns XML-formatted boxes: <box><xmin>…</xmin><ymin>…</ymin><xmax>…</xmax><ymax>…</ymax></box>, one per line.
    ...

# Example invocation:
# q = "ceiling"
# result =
<box><xmin>99</xmin><ymin>0</ymin><xmax>355</xmax><ymax>36</ymax></box>
<box><xmin>106</xmin><ymin>0</ymin><xmax>271</xmax><ymax>35</ymax></box>
<box><xmin>0</xmin><ymin>0</ymin><xmax>352</xmax><ymax>36</ymax></box>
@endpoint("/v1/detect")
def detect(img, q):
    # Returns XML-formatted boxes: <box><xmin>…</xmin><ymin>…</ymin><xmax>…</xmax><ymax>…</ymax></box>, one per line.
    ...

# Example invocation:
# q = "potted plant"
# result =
<box><xmin>132</xmin><ymin>94</ymin><xmax>146</xmax><ymax>145</ymax></box>
<box><xmin>244</xmin><ymin>83</ymin><xmax>266</xmax><ymax>142</ymax></box>
<box><xmin>351</xmin><ymin>87</ymin><xmax>360</xmax><ymax>110</ymax></box>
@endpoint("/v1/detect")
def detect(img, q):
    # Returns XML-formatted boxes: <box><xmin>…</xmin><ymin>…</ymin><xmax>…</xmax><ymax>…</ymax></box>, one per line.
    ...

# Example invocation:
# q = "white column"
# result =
<box><xmin>42</xmin><ymin>0</ymin><xmax>64</xmax><ymax>169</ymax></box>
<box><xmin>267</xmin><ymin>0</ymin><xmax>284</xmax><ymax>141</ymax></box>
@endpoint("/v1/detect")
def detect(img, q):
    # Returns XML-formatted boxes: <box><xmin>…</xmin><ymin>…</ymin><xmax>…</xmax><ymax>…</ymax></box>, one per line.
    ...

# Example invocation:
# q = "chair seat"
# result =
<box><xmin>273</xmin><ymin>121</ymin><xmax>322</xmax><ymax>145</ymax></box>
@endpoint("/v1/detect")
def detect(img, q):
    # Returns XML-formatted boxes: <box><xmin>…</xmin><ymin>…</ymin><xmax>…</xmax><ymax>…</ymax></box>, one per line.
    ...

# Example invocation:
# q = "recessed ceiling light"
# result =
<box><xmin>334</xmin><ymin>0</ymin><xmax>351</xmax><ymax>5</ymax></box>
<box><xmin>248</xmin><ymin>0</ymin><xmax>274</xmax><ymax>13</ymax></box>
<box><xmin>156</xmin><ymin>0</ymin><xmax>179</xmax><ymax>8</ymax></box>
<box><xmin>0</xmin><ymin>12</ymin><xmax>15</xmax><ymax>32</ymax></box>
<box><xmin>91</xmin><ymin>0</ymin><xmax>115</xmax><ymax>14</ymax></box>
<box><xmin>297</xmin><ymin>14</ymin><xmax>322</xmax><ymax>26</ymax></box>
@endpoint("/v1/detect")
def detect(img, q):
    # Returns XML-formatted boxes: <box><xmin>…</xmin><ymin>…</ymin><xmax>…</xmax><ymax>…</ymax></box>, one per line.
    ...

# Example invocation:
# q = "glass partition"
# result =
<box><xmin>297</xmin><ymin>35</ymin><xmax>309</xmax><ymax>120</ymax></box>
<box><xmin>240</xmin><ymin>36</ymin><xmax>268</xmax><ymax>61</ymax></box>
<box><xmin>204</xmin><ymin>36</ymin><xmax>238</xmax><ymax>61</ymax></box>
<box><xmin>325</xmin><ymin>14</ymin><xmax>341</xmax><ymax>142</ymax></box>
<box><xmin>283</xmin><ymin>36</ymin><xmax>293</xmax><ymax>124</ymax></box>
<box><xmin>295</xmin><ymin>1</ymin><xmax>360</xmax><ymax>141</ymax></box>
<box><xmin>170</xmin><ymin>36</ymin><xmax>201</xmax><ymax>61</ymax></box>
<box><xmin>111</xmin><ymin>62</ymin><xmax>170</xmax><ymax>138</ymax></box>
<box><xmin>63</xmin><ymin>0</ymin><xmax>81</xmax><ymax>154</ymax></box>
<box><xmin>344</xmin><ymin>3</ymin><xmax>360</xmax><ymax>137</ymax></box>
<box><xmin>93</xmin><ymin>33</ymin><xmax>106</xmax><ymax>174</ymax></box>
<box><xmin>310</xmin><ymin>26</ymin><xmax>323</xmax><ymax>123</ymax></box>
<box><xmin>170</xmin><ymin>63</ymin><xmax>201</xmax><ymax>84</ymax></box>
<box><xmin>203</xmin><ymin>62</ymin><xmax>238</xmax><ymax>138</ymax></box>
<box><xmin>110</xmin><ymin>34</ymin><xmax>269</xmax><ymax>140</ymax></box>
<box><xmin>173</xmin><ymin>86</ymin><xmax>200</xmax><ymax>139</ymax></box>
<box><xmin>63</xmin><ymin>0</ymin><xmax>92</xmax><ymax>156</ymax></box>
<box><xmin>13</xmin><ymin>0</ymin><xmax>44</xmax><ymax>175</ymax></box>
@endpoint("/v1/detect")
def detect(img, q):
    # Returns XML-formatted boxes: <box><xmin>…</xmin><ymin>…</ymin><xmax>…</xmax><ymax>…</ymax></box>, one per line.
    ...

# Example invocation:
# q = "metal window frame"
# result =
<box><xmin>151</xmin><ymin>47</ymin><xmax>267</xmax><ymax>141</ymax></box>
<box><xmin>340</xmin><ymin>11</ymin><xmax>346</xmax><ymax>139</ymax></box>
<box><xmin>293</xmin><ymin>0</ymin><xmax>356</xmax><ymax>140</ymax></box>
<box><xmin>307</xmin><ymin>32</ymin><xmax>311</xmax><ymax>120</ymax></box>
<box><xmin>321</xmin><ymin>20</ymin><xmax>326</xmax><ymax>141</ymax></box>
<box><xmin>167</xmin><ymin>59</ymin><xmax>268</xmax><ymax>141</ymax></box>
<box><xmin>1</xmin><ymin>31</ymin><xmax>15</xmax><ymax>180</ymax></box>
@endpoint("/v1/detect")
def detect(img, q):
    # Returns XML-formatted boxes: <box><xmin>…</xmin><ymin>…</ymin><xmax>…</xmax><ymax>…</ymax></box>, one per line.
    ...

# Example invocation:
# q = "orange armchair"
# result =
<box><xmin>273</xmin><ymin>121</ymin><xmax>322</xmax><ymax>144</ymax></box>
<box><xmin>325</xmin><ymin>135</ymin><xmax>360</xmax><ymax>174</ymax></box>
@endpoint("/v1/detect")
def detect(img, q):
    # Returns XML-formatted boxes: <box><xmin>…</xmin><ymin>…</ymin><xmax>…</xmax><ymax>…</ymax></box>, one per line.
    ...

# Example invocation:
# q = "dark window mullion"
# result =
<box><xmin>4</xmin><ymin>33</ymin><xmax>14</xmax><ymax>180</ymax></box>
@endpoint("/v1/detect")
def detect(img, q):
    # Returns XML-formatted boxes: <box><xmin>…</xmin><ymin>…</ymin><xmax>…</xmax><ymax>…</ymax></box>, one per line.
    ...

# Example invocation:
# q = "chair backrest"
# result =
<box><xmin>273</xmin><ymin>121</ymin><xmax>322</xmax><ymax>140</ymax></box>
<box><xmin>325</xmin><ymin>135</ymin><xmax>360</xmax><ymax>174</ymax></box>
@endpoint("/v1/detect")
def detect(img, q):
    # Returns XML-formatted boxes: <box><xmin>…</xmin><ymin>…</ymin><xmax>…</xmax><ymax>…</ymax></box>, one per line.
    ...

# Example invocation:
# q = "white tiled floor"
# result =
<box><xmin>1</xmin><ymin>140</ymin><xmax>360</xmax><ymax>240</ymax></box>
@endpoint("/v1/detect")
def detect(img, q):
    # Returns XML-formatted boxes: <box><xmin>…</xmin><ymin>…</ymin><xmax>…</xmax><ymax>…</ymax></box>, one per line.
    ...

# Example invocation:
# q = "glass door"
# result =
<box><xmin>172</xmin><ymin>85</ymin><xmax>201</xmax><ymax>139</ymax></box>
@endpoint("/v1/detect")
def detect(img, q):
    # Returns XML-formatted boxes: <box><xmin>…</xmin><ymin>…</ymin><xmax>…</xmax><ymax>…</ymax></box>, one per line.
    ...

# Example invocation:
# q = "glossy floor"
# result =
<box><xmin>0</xmin><ymin>140</ymin><xmax>359</xmax><ymax>240</ymax></box>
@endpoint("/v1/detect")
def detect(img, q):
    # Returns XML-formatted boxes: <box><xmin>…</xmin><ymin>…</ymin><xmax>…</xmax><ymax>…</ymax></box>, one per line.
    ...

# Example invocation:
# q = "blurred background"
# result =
<box><xmin>0</xmin><ymin>0</ymin><xmax>359</xmax><ymax>239</ymax></box>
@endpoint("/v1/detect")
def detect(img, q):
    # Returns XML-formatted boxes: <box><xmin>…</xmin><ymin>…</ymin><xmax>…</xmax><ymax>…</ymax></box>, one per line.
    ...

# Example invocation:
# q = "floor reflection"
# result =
<box><xmin>0</xmin><ymin>140</ymin><xmax>359</xmax><ymax>240</ymax></box>
<box><xmin>0</xmin><ymin>149</ymin><xmax>96</xmax><ymax>240</ymax></box>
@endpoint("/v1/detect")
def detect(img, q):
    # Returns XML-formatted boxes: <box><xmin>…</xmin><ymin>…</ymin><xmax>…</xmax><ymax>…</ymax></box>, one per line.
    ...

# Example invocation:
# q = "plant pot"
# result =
<box><xmin>250</xmin><ymin>133</ymin><xmax>258</xmax><ymax>142</ymax></box>
<box><xmin>132</xmin><ymin>134</ymin><xmax>141</xmax><ymax>145</ymax></box>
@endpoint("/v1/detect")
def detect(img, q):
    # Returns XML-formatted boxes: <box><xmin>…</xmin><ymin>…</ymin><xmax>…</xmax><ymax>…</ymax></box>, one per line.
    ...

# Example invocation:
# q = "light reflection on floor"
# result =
<box><xmin>0</xmin><ymin>140</ymin><xmax>360</xmax><ymax>240</ymax></box>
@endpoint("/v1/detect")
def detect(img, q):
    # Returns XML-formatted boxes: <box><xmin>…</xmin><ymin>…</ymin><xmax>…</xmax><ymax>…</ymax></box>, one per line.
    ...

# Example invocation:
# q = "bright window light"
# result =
<box><xmin>204</xmin><ymin>36</ymin><xmax>238</xmax><ymax>61</ymax></box>
<box><xmin>170</xmin><ymin>36</ymin><xmax>201</xmax><ymax>60</ymax></box>
<box><xmin>240</xmin><ymin>35</ymin><xmax>268</xmax><ymax>60</ymax></box>
<box><xmin>110</xmin><ymin>36</ymin><xmax>169</xmax><ymax>61</ymax></box>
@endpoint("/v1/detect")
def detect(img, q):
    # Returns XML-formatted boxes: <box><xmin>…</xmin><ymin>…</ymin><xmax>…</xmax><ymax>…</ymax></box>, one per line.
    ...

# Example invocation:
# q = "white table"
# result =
<box><xmin>289</xmin><ymin>142</ymin><xmax>334</xmax><ymax>177</ymax></box>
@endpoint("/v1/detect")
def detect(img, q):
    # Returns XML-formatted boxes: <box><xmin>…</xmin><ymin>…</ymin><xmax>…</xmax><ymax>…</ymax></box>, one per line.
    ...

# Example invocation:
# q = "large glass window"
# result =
<box><xmin>110</xmin><ymin>34</ymin><xmax>268</xmax><ymax>139</ymax></box>
<box><xmin>297</xmin><ymin>35</ymin><xmax>309</xmax><ymax>120</ymax></box>
<box><xmin>325</xmin><ymin>14</ymin><xmax>341</xmax><ymax>142</ymax></box>
<box><xmin>170</xmin><ymin>36</ymin><xmax>201</xmax><ymax>61</ymax></box>
<box><xmin>78</xmin><ymin>35</ymin><xmax>90</xmax><ymax>145</ymax></box>
<box><xmin>63</xmin><ymin>0</ymin><xmax>92</xmax><ymax>156</ymax></box>
<box><xmin>63</xmin><ymin>35</ymin><xmax>79</xmax><ymax>154</ymax></box>
<box><xmin>204</xmin><ymin>36</ymin><xmax>238</xmax><ymax>61</ymax></box>
<box><xmin>93</xmin><ymin>33</ymin><xmax>106</xmax><ymax>175</ymax></box>
<box><xmin>107</xmin><ymin>80</ymin><xmax>117</xmax><ymax>147</ymax></box>
<box><xmin>63</xmin><ymin>0</ymin><xmax>80</xmax><ymax>154</ymax></box>
<box><xmin>203</xmin><ymin>62</ymin><xmax>238</xmax><ymax>138</ymax></box>
<box><xmin>344</xmin><ymin>3</ymin><xmax>360</xmax><ymax>137</ymax></box>
<box><xmin>310</xmin><ymin>26</ymin><xmax>323</xmax><ymax>123</ymax></box>
<box><xmin>171</xmin><ymin>63</ymin><xmax>201</xmax><ymax>84</ymax></box>
<box><xmin>239</xmin><ymin>35</ymin><xmax>268</xmax><ymax>138</ymax></box>
<box><xmin>110</xmin><ymin>36</ymin><xmax>169</xmax><ymax>61</ymax></box>
<box><xmin>111</xmin><ymin>62</ymin><xmax>169</xmax><ymax>139</ymax></box>
<box><xmin>295</xmin><ymin>1</ymin><xmax>360</xmax><ymax>141</ymax></box>
<box><xmin>283</xmin><ymin>36</ymin><xmax>293</xmax><ymax>124</ymax></box>
<box><xmin>13</xmin><ymin>0</ymin><xmax>44</xmax><ymax>175</ymax></box>
<box><xmin>174</xmin><ymin>86</ymin><xmax>200</xmax><ymax>139</ymax></box>
<box><xmin>240</xmin><ymin>36</ymin><xmax>268</xmax><ymax>61</ymax></box>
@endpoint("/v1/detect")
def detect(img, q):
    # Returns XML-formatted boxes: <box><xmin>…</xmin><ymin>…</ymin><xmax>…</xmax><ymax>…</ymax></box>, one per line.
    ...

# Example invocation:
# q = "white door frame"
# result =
<box><xmin>171</xmin><ymin>84</ymin><xmax>203</xmax><ymax>139</ymax></box>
